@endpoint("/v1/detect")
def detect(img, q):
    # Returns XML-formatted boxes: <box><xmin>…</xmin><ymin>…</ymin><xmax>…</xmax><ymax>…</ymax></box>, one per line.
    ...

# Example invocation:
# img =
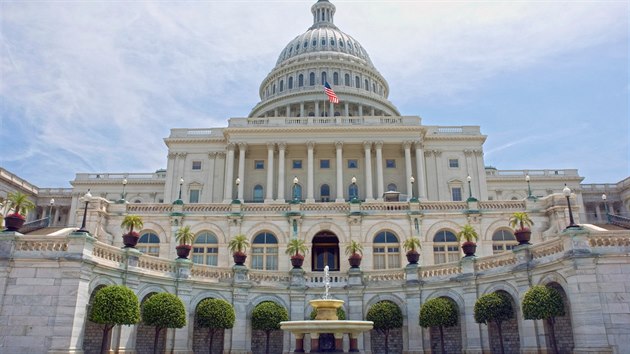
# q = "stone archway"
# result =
<box><xmin>544</xmin><ymin>283</ymin><xmax>574</xmax><ymax>353</ymax></box>
<box><xmin>311</xmin><ymin>231</ymin><xmax>340</xmax><ymax>271</ymax></box>
<box><xmin>487</xmin><ymin>290</ymin><xmax>521</xmax><ymax>354</ymax></box>
<box><xmin>192</xmin><ymin>298</ymin><xmax>226</xmax><ymax>354</ymax></box>
<box><xmin>428</xmin><ymin>297</ymin><xmax>462</xmax><ymax>354</ymax></box>
<box><xmin>135</xmin><ymin>293</ymin><xmax>165</xmax><ymax>354</ymax></box>
<box><xmin>83</xmin><ymin>285</ymin><xmax>107</xmax><ymax>354</ymax></box>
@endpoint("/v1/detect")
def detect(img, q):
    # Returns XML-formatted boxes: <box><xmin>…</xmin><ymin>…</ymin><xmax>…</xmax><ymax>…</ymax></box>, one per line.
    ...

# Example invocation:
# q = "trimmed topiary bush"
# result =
<box><xmin>474</xmin><ymin>292</ymin><xmax>514</xmax><ymax>354</ymax></box>
<box><xmin>252</xmin><ymin>301</ymin><xmax>289</xmax><ymax>354</ymax></box>
<box><xmin>88</xmin><ymin>285</ymin><xmax>140</xmax><ymax>354</ymax></box>
<box><xmin>366</xmin><ymin>301</ymin><xmax>403</xmax><ymax>354</ymax></box>
<box><xmin>196</xmin><ymin>298</ymin><xmax>236</xmax><ymax>354</ymax></box>
<box><xmin>309</xmin><ymin>307</ymin><xmax>346</xmax><ymax>320</ymax></box>
<box><xmin>522</xmin><ymin>285</ymin><xmax>565</xmax><ymax>354</ymax></box>
<box><xmin>419</xmin><ymin>297</ymin><xmax>458</xmax><ymax>354</ymax></box>
<box><xmin>141</xmin><ymin>293</ymin><xmax>187</xmax><ymax>354</ymax></box>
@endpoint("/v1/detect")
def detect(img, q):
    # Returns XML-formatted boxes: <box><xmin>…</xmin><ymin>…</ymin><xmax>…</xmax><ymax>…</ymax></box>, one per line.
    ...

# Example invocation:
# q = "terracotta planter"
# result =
<box><xmin>290</xmin><ymin>254</ymin><xmax>305</xmax><ymax>268</ymax></box>
<box><xmin>4</xmin><ymin>214</ymin><xmax>25</xmax><ymax>232</ymax></box>
<box><xmin>462</xmin><ymin>241</ymin><xmax>477</xmax><ymax>257</ymax></box>
<box><xmin>514</xmin><ymin>229</ymin><xmax>532</xmax><ymax>245</ymax></box>
<box><xmin>122</xmin><ymin>232</ymin><xmax>139</xmax><ymax>248</ymax></box>
<box><xmin>233</xmin><ymin>251</ymin><xmax>247</xmax><ymax>266</ymax></box>
<box><xmin>406</xmin><ymin>250</ymin><xmax>420</xmax><ymax>264</ymax></box>
<box><xmin>348</xmin><ymin>253</ymin><xmax>362</xmax><ymax>268</ymax></box>
<box><xmin>176</xmin><ymin>245</ymin><xmax>192</xmax><ymax>259</ymax></box>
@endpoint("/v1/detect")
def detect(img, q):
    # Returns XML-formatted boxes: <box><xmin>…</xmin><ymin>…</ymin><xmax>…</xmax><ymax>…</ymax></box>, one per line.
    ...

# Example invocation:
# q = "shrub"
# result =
<box><xmin>419</xmin><ymin>297</ymin><xmax>458</xmax><ymax>354</ymax></box>
<box><xmin>252</xmin><ymin>301</ymin><xmax>289</xmax><ymax>354</ymax></box>
<box><xmin>88</xmin><ymin>285</ymin><xmax>140</xmax><ymax>354</ymax></box>
<box><xmin>196</xmin><ymin>298</ymin><xmax>236</xmax><ymax>354</ymax></box>
<box><xmin>474</xmin><ymin>292</ymin><xmax>514</xmax><ymax>354</ymax></box>
<box><xmin>141</xmin><ymin>293</ymin><xmax>186</xmax><ymax>354</ymax></box>
<box><xmin>522</xmin><ymin>285</ymin><xmax>565</xmax><ymax>354</ymax></box>
<box><xmin>366</xmin><ymin>301</ymin><xmax>403</xmax><ymax>354</ymax></box>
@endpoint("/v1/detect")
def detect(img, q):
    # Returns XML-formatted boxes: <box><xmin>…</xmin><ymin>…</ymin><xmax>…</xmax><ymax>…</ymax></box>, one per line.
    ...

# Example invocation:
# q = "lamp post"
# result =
<box><xmin>409</xmin><ymin>176</ymin><xmax>418</xmax><ymax>202</ymax></box>
<box><xmin>563</xmin><ymin>184</ymin><xmax>578</xmax><ymax>229</ymax></box>
<box><xmin>466</xmin><ymin>175</ymin><xmax>476</xmax><ymax>202</ymax></box>
<box><xmin>293</xmin><ymin>176</ymin><xmax>299</xmax><ymax>203</ymax></box>
<box><xmin>48</xmin><ymin>198</ymin><xmax>55</xmax><ymax>226</ymax></box>
<box><xmin>602</xmin><ymin>193</ymin><xmax>610</xmax><ymax>223</ymax></box>
<box><xmin>233</xmin><ymin>177</ymin><xmax>241</xmax><ymax>203</ymax></box>
<box><xmin>525</xmin><ymin>174</ymin><xmax>534</xmax><ymax>199</ymax></box>
<box><xmin>121</xmin><ymin>178</ymin><xmax>128</xmax><ymax>201</ymax></box>
<box><xmin>77</xmin><ymin>190</ymin><xmax>92</xmax><ymax>233</ymax></box>
<box><xmin>351</xmin><ymin>176</ymin><xmax>358</xmax><ymax>202</ymax></box>
<box><xmin>178</xmin><ymin>177</ymin><xmax>184</xmax><ymax>201</ymax></box>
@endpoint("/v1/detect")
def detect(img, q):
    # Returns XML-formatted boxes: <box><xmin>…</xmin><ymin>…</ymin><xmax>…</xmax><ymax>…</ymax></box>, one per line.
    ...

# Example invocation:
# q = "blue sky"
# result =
<box><xmin>1</xmin><ymin>0</ymin><xmax>628</xmax><ymax>188</ymax></box>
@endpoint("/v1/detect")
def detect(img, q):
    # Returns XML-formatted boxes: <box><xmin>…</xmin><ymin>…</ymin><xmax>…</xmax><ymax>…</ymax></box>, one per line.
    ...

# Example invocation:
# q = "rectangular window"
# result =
<box><xmin>189</xmin><ymin>189</ymin><xmax>200</xmax><ymax>203</ymax></box>
<box><xmin>254</xmin><ymin>160</ymin><xmax>265</xmax><ymax>169</ymax></box>
<box><xmin>386</xmin><ymin>159</ymin><xmax>396</xmax><ymax>168</ymax></box>
<box><xmin>451</xmin><ymin>187</ymin><xmax>462</xmax><ymax>201</ymax></box>
<box><xmin>293</xmin><ymin>160</ymin><xmax>303</xmax><ymax>169</ymax></box>
<box><xmin>320</xmin><ymin>159</ymin><xmax>330</xmax><ymax>169</ymax></box>
<box><xmin>448</xmin><ymin>159</ymin><xmax>459</xmax><ymax>168</ymax></box>
<box><xmin>347</xmin><ymin>159</ymin><xmax>358</xmax><ymax>169</ymax></box>
<box><xmin>192</xmin><ymin>161</ymin><xmax>202</xmax><ymax>170</ymax></box>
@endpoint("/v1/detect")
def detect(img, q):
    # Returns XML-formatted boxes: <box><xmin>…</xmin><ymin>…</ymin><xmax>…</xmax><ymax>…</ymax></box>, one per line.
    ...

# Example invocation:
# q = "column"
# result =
<box><xmin>53</xmin><ymin>208</ymin><xmax>59</xmax><ymax>227</ymax></box>
<box><xmin>344</xmin><ymin>102</ymin><xmax>349</xmax><ymax>116</ymax></box>
<box><xmin>286</xmin><ymin>105</ymin><xmax>290</xmax><ymax>117</ymax></box>
<box><xmin>164</xmin><ymin>152</ymin><xmax>176</xmax><ymax>202</ymax></box>
<box><xmin>414</xmin><ymin>141</ymin><xmax>427</xmax><ymax>200</ymax></box>
<box><xmin>596</xmin><ymin>204</ymin><xmax>602</xmax><ymax>223</ymax></box>
<box><xmin>205</xmin><ymin>152</ymin><xmax>217</xmax><ymax>203</ymax></box>
<box><xmin>300</xmin><ymin>103</ymin><xmax>304</xmax><ymax>117</ymax></box>
<box><xmin>329</xmin><ymin>101</ymin><xmax>334</xmax><ymax>116</ymax></box>
<box><xmin>358</xmin><ymin>105</ymin><xmax>363</xmax><ymax>116</ymax></box>
<box><xmin>223</xmin><ymin>143</ymin><xmax>236</xmax><ymax>202</ymax></box>
<box><xmin>363</xmin><ymin>141</ymin><xmax>374</xmax><ymax>200</ymax></box>
<box><xmin>403</xmin><ymin>141</ymin><xmax>413</xmax><ymax>201</ymax></box>
<box><xmin>335</xmin><ymin>142</ymin><xmax>344</xmax><ymax>202</ymax></box>
<box><xmin>215</xmin><ymin>152</ymin><xmax>226</xmax><ymax>203</ymax></box>
<box><xmin>315</xmin><ymin>101</ymin><xmax>320</xmax><ymax>117</ymax></box>
<box><xmin>306</xmin><ymin>141</ymin><xmax>315</xmax><ymax>203</ymax></box>
<box><xmin>434</xmin><ymin>150</ymin><xmax>443</xmax><ymax>200</ymax></box>
<box><xmin>375</xmin><ymin>141</ymin><xmax>384</xmax><ymax>201</ymax></box>
<box><xmin>474</xmin><ymin>150</ymin><xmax>486</xmax><ymax>200</ymax></box>
<box><xmin>277</xmin><ymin>143</ymin><xmax>286</xmax><ymax>202</ymax></box>
<box><xmin>237</xmin><ymin>143</ymin><xmax>247</xmax><ymax>202</ymax></box>
<box><xmin>266</xmin><ymin>143</ymin><xmax>275</xmax><ymax>202</ymax></box>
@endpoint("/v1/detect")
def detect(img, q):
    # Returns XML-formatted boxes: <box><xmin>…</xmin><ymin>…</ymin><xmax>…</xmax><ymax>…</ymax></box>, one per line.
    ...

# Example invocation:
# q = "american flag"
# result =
<box><xmin>324</xmin><ymin>81</ymin><xmax>339</xmax><ymax>104</ymax></box>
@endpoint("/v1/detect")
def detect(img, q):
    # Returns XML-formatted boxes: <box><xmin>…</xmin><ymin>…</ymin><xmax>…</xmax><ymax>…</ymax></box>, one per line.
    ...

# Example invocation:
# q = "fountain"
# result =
<box><xmin>280</xmin><ymin>266</ymin><xmax>373</xmax><ymax>353</ymax></box>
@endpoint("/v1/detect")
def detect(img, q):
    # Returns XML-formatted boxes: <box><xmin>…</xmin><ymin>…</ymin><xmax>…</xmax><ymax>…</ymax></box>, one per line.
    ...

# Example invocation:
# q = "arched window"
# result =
<box><xmin>309</xmin><ymin>72</ymin><xmax>316</xmax><ymax>86</ymax></box>
<box><xmin>333</xmin><ymin>72</ymin><xmax>339</xmax><ymax>85</ymax></box>
<box><xmin>344</xmin><ymin>73</ymin><xmax>350</xmax><ymax>86</ymax></box>
<box><xmin>355</xmin><ymin>76</ymin><xmax>360</xmax><ymax>88</ymax></box>
<box><xmin>298</xmin><ymin>74</ymin><xmax>304</xmax><ymax>87</ymax></box>
<box><xmin>321</xmin><ymin>72</ymin><xmax>327</xmax><ymax>85</ymax></box>
<box><xmin>433</xmin><ymin>230</ymin><xmax>459</xmax><ymax>264</ymax></box>
<box><xmin>279</xmin><ymin>80</ymin><xmax>284</xmax><ymax>92</ymax></box>
<box><xmin>348</xmin><ymin>183</ymin><xmax>359</xmax><ymax>201</ymax></box>
<box><xmin>312</xmin><ymin>39</ymin><xmax>317</xmax><ymax>47</ymax></box>
<box><xmin>387</xmin><ymin>183</ymin><xmax>397</xmax><ymax>191</ymax></box>
<box><xmin>288</xmin><ymin>77</ymin><xmax>293</xmax><ymax>89</ymax></box>
<box><xmin>364</xmin><ymin>79</ymin><xmax>369</xmax><ymax>91</ymax></box>
<box><xmin>192</xmin><ymin>232</ymin><xmax>218</xmax><ymax>266</ymax></box>
<box><xmin>321</xmin><ymin>38</ymin><xmax>326</xmax><ymax>46</ymax></box>
<box><xmin>330</xmin><ymin>37</ymin><xmax>335</xmax><ymax>46</ymax></box>
<box><xmin>138</xmin><ymin>232</ymin><xmax>160</xmax><ymax>257</ymax></box>
<box><xmin>320</xmin><ymin>184</ymin><xmax>330</xmax><ymax>202</ymax></box>
<box><xmin>253</xmin><ymin>185</ymin><xmax>264</xmax><ymax>203</ymax></box>
<box><xmin>252</xmin><ymin>232</ymin><xmax>278</xmax><ymax>270</ymax></box>
<box><xmin>304</xmin><ymin>41</ymin><xmax>308</xmax><ymax>48</ymax></box>
<box><xmin>372</xmin><ymin>83</ymin><xmax>376</xmax><ymax>92</ymax></box>
<box><xmin>272</xmin><ymin>84</ymin><xmax>276</xmax><ymax>94</ymax></box>
<box><xmin>492</xmin><ymin>229</ymin><xmax>517</xmax><ymax>254</ymax></box>
<box><xmin>373</xmin><ymin>231</ymin><xmax>400</xmax><ymax>269</ymax></box>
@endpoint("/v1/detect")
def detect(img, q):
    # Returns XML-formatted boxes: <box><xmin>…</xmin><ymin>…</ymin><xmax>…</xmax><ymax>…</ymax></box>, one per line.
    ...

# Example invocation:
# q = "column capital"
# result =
<box><xmin>413</xmin><ymin>140</ymin><xmax>424</xmax><ymax>149</ymax></box>
<box><xmin>464</xmin><ymin>149</ymin><xmax>474</xmax><ymax>157</ymax></box>
<box><xmin>167</xmin><ymin>152</ymin><xmax>177</xmax><ymax>159</ymax></box>
<box><xmin>424</xmin><ymin>150</ymin><xmax>433</xmax><ymax>157</ymax></box>
<box><xmin>474</xmin><ymin>149</ymin><xmax>484</xmax><ymax>157</ymax></box>
<box><xmin>208</xmin><ymin>152</ymin><xmax>217</xmax><ymax>158</ymax></box>
<box><xmin>226</xmin><ymin>143</ymin><xmax>236</xmax><ymax>151</ymax></box>
<box><xmin>267</xmin><ymin>142</ymin><xmax>276</xmax><ymax>150</ymax></box>
<box><xmin>402</xmin><ymin>141</ymin><xmax>413</xmax><ymax>149</ymax></box>
<box><xmin>307</xmin><ymin>141</ymin><xmax>316</xmax><ymax>149</ymax></box>
<box><xmin>335</xmin><ymin>141</ymin><xmax>343</xmax><ymax>149</ymax></box>
<box><xmin>177</xmin><ymin>152</ymin><xmax>187</xmax><ymax>158</ymax></box>
<box><xmin>374</xmin><ymin>141</ymin><xmax>384</xmax><ymax>149</ymax></box>
<box><xmin>277</xmin><ymin>142</ymin><xmax>287</xmax><ymax>151</ymax></box>
<box><xmin>216</xmin><ymin>151</ymin><xmax>226</xmax><ymax>159</ymax></box>
<box><xmin>363</xmin><ymin>141</ymin><xmax>373</xmax><ymax>150</ymax></box>
<box><xmin>238</xmin><ymin>142</ymin><xmax>248</xmax><ymax>151</ymax></box>
<box><xmin>433</xmin><ymin>150</ymin><xmax>442</xmax><ymax>157</ymax></box>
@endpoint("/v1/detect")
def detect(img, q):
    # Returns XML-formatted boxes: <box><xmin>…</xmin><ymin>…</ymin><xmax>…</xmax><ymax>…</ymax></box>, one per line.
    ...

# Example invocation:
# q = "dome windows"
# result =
<box><xmin>364</xmin><ymin>79</ymin><xmax>369</xmax><ymax>91</ymax></box>
<box><xmin>279</xmin><ymin>80</ymin><xmax>284</xmax><ymax>92</ymax></box>
<box><xmin>309</xmin><ymin>72</ymin><xmax>315</xmax><ymax>86</ymax></box>
<box><xmin>304</xmin><ymin>41</ymin><xmax>308</xmax><ymax>48</ymax></box>
<box><xmin>312</xmin><ymin>39</ymin><xmax>317</xmax><ymax>47</ymax></box>
<box><xmin>288</xmin><ymin>77</ymin><xmax>293</xmax><ymax>90</ymax></box>
<box><xmin>298</xmin><ymin>74</ymin><xmax>304</xmax><ymax>87</ymax></box>
<box><xmin>344</xmin><ymin>74</ymin><xmax>350</xmax><ymax>86</ymax></box>
<box><xmin>321</xmin><ymin>72</ymin><xmax>327</xmax><ymax>85</ymax></box>
<box><xmin>321</xmin><ymin>38</ymin><xmax>326</xmax><ymax>46</ymax></box>
<box><xmin>333</xmin><ymin>72</ymin><xmax>339</xmax><ymax>85</ymax></box>
<box><xmin>355</xmin><ymin>76</ymin><xmax>360</xmax><ymax>88</ymax></box>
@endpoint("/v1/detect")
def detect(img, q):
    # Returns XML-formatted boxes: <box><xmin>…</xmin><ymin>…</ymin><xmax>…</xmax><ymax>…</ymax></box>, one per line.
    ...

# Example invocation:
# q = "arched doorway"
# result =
<box><xmin>83</xmin><ymin>285</ymin><xmax>107</xmax><ymax>354</ymax></box>
<box><xmin>135</xmin><ymin>293</ymin><xmax>165</xmax><ymax>354</ymax></box>
<box><xmin>488</xmin><ymin>290</ymin><xmax>520</xmax><ymax>353</ymax></box>
<box><xmin>312</xmin><ymin>231</ymin><xmax>340</xmax><ymax>271</ymax></box>
<box><xmin>545</xmin><ymin>283</ymin><xmax>574</xmax><ymax>353</ymax></box>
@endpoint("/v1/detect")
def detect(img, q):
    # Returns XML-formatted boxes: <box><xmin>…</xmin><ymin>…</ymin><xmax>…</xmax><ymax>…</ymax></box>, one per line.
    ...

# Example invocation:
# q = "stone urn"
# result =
<box><xmin>406</xmin><ymin>250</ymin><xmax>420</xmax><ymax>264</ymax></box>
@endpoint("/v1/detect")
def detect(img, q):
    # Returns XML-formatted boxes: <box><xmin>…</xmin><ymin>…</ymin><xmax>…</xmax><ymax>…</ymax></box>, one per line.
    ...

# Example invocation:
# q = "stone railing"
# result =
<box><xmin>530</xmin><ymin>238</ymin><xmax>565</xmax><ymax>260</ymax></box>
<box><xmin>300</xmin><ymin>203</ymin><xmax>350</xmax><ymax>213</ymax></box>
<box><xmin>168</xmin><ymin>128</ymin><xmax>223</xmax><ymax>139</ymax></box>
<box><xmin>307</xmin><ymin>272</ymin><xmax>348</xmax><ymax>287</ymax></box>
<box><xmin>474</xmin><ymin>251</ymin><xmax>517</xmax><ymax>272</ymax></box>
<box><xmin>478</xmin><ymin>201</ymin><xmax>526</xmax><ymax>210</ymax></box>
<box><xmin>190</xmin><ymin>264</ymin><xmax>233</xmax><ymax>281</ymax></box>
<box><xmin>364</xmin><ymin>269</ymin><xmax>406</xmax><ymax>282</ymax></box>
<box><xmin>485</xmin><ymin>169</ymin><xmax>580</xmax><ymax>178</ymax></box>
<box><xmin>248</xmin><ymin>270</ymin><xmax>290</xmax><ymax>284</ymax></box>
<box><xmin>242</xmin><ymin>204</ymin><xmax>290</xmax><ymax>213</ymax></box>
<box><xmin>138</xmin><ymin>254</ymin><xmax>176</xmax><ymax>274</ymax></box>
<box><xmin>184</xmin><ymin>204</ymin><xmax>232</xmax><ymax>213</ymax></box>
<box><xmin>420</xmin><ymin>202</ymin><xmax>467</xmax><ymax>211</ymax></box>
<box><xmin>92</xmin><ymin>242</ymin><xmax>125</xmax><ymax>264</ymax></box>
<box><xmin>419</xmin><ymin>262</ymin><xmax>462</xmax><ymax>278</ymax></box>
<box><xmin>127</xmin><ymin>204</ymin><xmax>174</xmax><ymax>213</ymax></box>
<box><xmin>229</xmin><ymin>116</ymin><xmax>422</xmax><ymax>128</ymax></box>
<box><xmin>588</xmin><ymin>231</ymin><xmax>630</xmax><ymax>248</ymax></box>
<box><xmin>361</xmin><ymin>203</ymin><xmax>409</xmax><ymax>212</ymax></box>
<box><xmin>14</xmin><ymin>237</ymin><xmax>68</xmax><ymax>252</ymax></box>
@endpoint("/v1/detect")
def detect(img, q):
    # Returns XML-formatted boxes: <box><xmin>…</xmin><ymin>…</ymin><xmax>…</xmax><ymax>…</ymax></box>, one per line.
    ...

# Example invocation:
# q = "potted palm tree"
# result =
<box><xmin>285</xmin><ymin>238</ymin><xmax>308</xmax><ymax>269</ymax></box>
<box><xmin>174</xmin><ymin>225</ymin><xmax>195</xmax><ymax>259</ymax></box>
<box><xmin>228</xmin><ymin>234</ymin><xmax>249</xmax><ymax>266</ymax></box>
<box><xmin>509</xmin><ymin>212</ymin><xmax>534</xmax><ymax>245</ymax></box>
<box><xmin>403</xmin><ymin>236</ymin><xmax>421</xmax><ymax>264</ymax></box>
<box><xmin>457</xmin><ymin>224</ymin><xmax>478</xmax><ymax>257</ymax></box>
<box><xmin>4</xmin><ymin>191</ymin><xmax>35</xmax><ymax>231</ymax></box>
<box><xmin>121</xmin><ymin>215</ymin><xmax>143</xmax><ymax>248</ymax></box>
<box><xmin>345</xmin><ymin>240</ymin><xmax>363</xmax><ymax>268</ymax></box>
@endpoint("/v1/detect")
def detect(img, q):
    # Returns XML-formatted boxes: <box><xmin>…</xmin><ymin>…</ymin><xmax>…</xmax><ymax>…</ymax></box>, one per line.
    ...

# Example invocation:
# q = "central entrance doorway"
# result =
<box><xmin>311</xmin><ymin>231</ymin><xmax>340</xmax><ymax>271</ymax></box>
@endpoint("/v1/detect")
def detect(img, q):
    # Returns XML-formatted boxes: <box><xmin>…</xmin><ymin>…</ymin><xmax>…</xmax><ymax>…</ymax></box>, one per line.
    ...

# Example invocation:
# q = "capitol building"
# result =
<box><xmin>1</xmin><ymin>1</ymin><xmax>629</xmax><ymax>353</ymax></box>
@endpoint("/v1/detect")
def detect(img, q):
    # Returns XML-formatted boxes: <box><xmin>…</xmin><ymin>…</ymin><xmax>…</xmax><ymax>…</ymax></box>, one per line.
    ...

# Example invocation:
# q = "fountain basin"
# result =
<box><xmin>309</xmin><ymin>299</ymin><xmax>344</xmax><ymax>320</ymax></box>
<box><xmin>280</xmin><ymin>320</ymin><xmax>373</xmax><ymax>353</ymax></box>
